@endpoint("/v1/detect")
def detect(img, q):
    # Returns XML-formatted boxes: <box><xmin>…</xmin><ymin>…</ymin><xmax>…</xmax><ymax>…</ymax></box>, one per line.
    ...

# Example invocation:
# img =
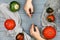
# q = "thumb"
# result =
<box><xmin>29</xmin><ymin>8</ymin><xmax>33</xmax><ymax>17</ymax></box>
<box><xmin>31</xmin><ymin>7</ymin><xmax>34</xmax><ymax>13</ymax></box>
<box><xmin>35</xmin><ymin>27</ymin><xmax>39</xmax><ymax>32</ymax></box>
<box><xmin>27</xmin><ymin>10</ymin><xmax>32</xmax><ymax>18</ymax></box>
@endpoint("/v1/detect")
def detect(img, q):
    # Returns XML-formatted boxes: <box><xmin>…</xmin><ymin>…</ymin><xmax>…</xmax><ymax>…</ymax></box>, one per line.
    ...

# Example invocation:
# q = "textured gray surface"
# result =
<box><xmin>0</xmin><ymin>0</ymin><xmax>60</xmax><ymax>40</ymax></box>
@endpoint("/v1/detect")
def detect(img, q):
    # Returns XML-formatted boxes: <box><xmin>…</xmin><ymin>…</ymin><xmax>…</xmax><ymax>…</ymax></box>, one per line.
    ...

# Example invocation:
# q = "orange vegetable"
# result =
<box><xmin>47</xmin><ymin>14</ymin><xmax>55</xmax><ymax>22</ymax></box>
<box><xmin>42</xmin><ymin>26</ymin><xmax>56</xmax><ymax>39</ymax></box>
<box><xmin>16</xmin><ymin>33</ymin><xmax>24</xmax><ymax>40</ymax></box>
<box><xmin>4</xmin><ymin>19</ymin><xmax>16</xmax><ymax>30</ymax></box>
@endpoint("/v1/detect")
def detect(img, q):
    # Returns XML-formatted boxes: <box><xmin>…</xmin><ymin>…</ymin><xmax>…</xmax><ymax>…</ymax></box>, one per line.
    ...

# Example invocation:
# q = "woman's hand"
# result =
<box><xmin>24</xmin><ymin>0</ymin><xmax>34</xmax><ymax>18</ymax></box>
<box><xmin>30</xmin><ymin>24</ymin><xmax>45</xmax><ymax>40</ymax></box>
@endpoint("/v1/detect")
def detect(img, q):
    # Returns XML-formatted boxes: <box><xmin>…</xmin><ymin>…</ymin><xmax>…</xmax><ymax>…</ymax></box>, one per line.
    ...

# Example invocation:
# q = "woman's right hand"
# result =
<box><xmin>30</xmin><ymin>24</ymin><xmax>45</xmax><ymax>40</ymax></box>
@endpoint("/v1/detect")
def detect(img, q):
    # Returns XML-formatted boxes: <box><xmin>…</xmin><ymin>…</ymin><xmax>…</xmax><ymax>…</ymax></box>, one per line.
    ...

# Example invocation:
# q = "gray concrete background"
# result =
<box><xmin>0</xmin><ymin>0</ymin><xmax>60</xmax><ymax>40</ymax></box>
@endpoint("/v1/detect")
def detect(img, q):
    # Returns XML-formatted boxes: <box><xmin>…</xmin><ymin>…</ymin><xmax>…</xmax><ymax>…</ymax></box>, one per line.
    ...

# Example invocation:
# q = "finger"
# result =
<box><xmin>35</xmin><ymin>27</ymin><xmax>39</xmax><ymax>32</ymax></box>
<box><xmin>30</xmin><ymin>24</ymin><xmax>35</xmax><ymax>32</ymax></box>
<box><xmin>31</xmin><ymin>7</ymin><xmax>34</xmax><ymax>13</ymax></box>
<box><xmin>31</xmin><ymin>24</ymin><xmax>34</xmax><ymax>31</ymax></box>
<box><xmin>29</xmin><ymin>8</ymin><xmax>34</xmax><ymax>16</ymax></box>
<box><xmin>26</xmin><ymin>10</ymin><xmax>32</xmax><ymax>18</ymax></box>
<box><xmin>29</xmin><ymin>8</ymin><xmax>33</xmax><ymax>16</ymax></box>
<box><xmin>34</xmin><ymin>25</ymin><xmax>37</xmax><ymax>31</ymax></box>
<box><xmin>30</xmin><ymin>24</ymin><xmax>34</xmax><ymax>35</ymax></box>
<box><xmin>29</xmin><ymin>8</ymin><xmax>33</xmax><ymax>14</ymax></box>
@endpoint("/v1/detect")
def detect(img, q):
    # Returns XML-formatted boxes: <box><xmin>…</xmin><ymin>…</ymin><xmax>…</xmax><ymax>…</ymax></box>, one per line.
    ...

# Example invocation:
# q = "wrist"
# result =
<box><xmin>26</xmin><ymin>0</ymin><xmax>32</xmax><ymax>2</ymax></box>
<box><xmin>36</xmin><ymin>37</ymin><xmax>45</xmax><ymax>40</ymax></box>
